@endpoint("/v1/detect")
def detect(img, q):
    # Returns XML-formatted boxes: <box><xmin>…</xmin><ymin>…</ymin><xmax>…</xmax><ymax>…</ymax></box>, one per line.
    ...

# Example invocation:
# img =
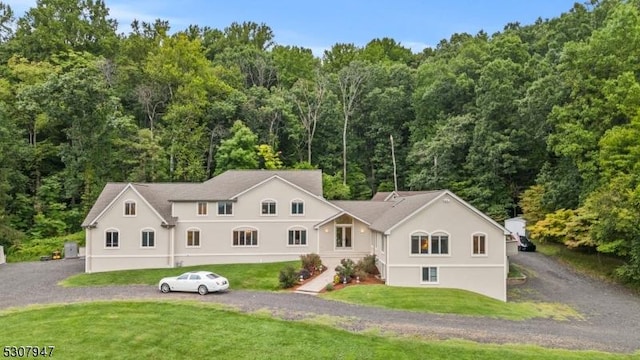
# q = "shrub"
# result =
<box><xmin>333</xmin><ymin>274</ymin><xmax>341</xmax><ymax>285</ymax></box>
<box><xmin>325</xmin><ymin>283</ymin><xmax>334</xmax><ymax>292</ymax></box>
<box><xmin>298</xmin><ymin>268</ymin><xmax>311</xmax><ymax>280</ymax></box>
<box><xmin>278</xmin><ymin>266</ymin><xmax>299</xmax><ymax>289</ymax></box>
<box><xmin>335</xmin><ymin>258</ymin><xmax>356</xmax><ymax>283</ymax></box>
<box><xmin>300</xmin><ymin>253</ymin><xmax>322</xmax><ymax>272</ymax></box>
<box><xmin>354</xmin><ymin>269</ymin><xmax>368</xmax><ymax>281</ymax></box>
<box><xmin>356</xmin><ymin>254</ymin><xmax>379</xmax><ymax>275</ymax></box>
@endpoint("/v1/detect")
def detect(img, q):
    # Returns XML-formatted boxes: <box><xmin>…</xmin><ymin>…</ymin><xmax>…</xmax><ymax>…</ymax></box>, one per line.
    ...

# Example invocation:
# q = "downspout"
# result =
<box><xmin>170</xmin><ymin>226</ymin><xmax>175</xmax><ymax>268</ymax></box>
<box><xmin>316</xmin><ymin>227</ymin><xmax>320</xmax><ymax>255</ymax></box>
<box><xmin>385</xmin><ymin>233</ymin><xmax>390</xmax><ymax>283</ymax></box>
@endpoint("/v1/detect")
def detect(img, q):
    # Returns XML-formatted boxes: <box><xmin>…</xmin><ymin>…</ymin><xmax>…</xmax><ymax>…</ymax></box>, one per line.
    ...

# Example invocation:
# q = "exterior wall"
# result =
<box><xmin>0</xmin><ymin>245</ymin><xmax>5</xmax><ymax>264</ymax></box>
<box><xmin>172</xmin><ymin>177</ymin><xmax>341</xmax><ymax>266</ymax></box>
<box><xmin>85</xmin><ymin>187</ymin><xmax>172</xmax><ymax>272</ymax></box>
<box><xmin>317</xmin><ymin>217</ymin><xmax>373</xmax><ymax>263</ymax></box>
<box><xmin>385</xmin><ymin>194</ymin><xmax>507</xmax><ymax>301</ymax></box>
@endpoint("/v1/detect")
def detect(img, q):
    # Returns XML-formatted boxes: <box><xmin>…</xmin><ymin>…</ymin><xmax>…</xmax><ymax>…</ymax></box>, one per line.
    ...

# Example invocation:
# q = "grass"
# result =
<box><xmin>0</xmin><ymin>301</ymin><xmax>632</xmax><ymax>360</ymax></box>
<box><xmin>321</xmin><ymin>285</ymin><xmax>581</xmax><ymax>321</ymax></box>
<box><xmin>508</xmin><ymin>263</ymin><xmax>524</xmax><ymax>278</ymax></box>
<box><xmin>61</xmin><ymin>261</ymin><xmax>299</xmax><ymax>291</ymax></box>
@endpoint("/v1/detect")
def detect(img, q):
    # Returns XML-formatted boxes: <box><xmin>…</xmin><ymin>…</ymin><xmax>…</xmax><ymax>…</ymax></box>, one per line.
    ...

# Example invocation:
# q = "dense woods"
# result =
<box><xmin>1</xmin><ymin>0</ymin><xmax>640</xmax><ymax>282</ymax></box>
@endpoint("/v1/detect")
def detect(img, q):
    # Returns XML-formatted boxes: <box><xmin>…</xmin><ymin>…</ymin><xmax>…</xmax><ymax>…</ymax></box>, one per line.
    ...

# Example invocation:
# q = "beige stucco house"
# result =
<box><xmin>82</xmin><ymin>170</ymin><xmax>512</xmax><ymax>301</ymax></box>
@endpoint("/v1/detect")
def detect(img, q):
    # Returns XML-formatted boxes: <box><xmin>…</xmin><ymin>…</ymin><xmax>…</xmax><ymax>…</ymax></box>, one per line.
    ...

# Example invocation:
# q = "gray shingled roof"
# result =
<box><xmin>82</xmin><ymin>170</ymin><xmax>324</xmax><ymax>227</ymax></box>
<box><xmin>330</xmin><ymin>201</ymin><xmax>395</xmax><ymax>224</ymax></box>
<box><xmin>369</xmin><ymin>191</ymin><xmax>444</xmax><ymax>232</ymax></box>
<box><xmin>172</xmin><ymin>170</ymin><xmax>323</xmax><ymax>201</ymax></box>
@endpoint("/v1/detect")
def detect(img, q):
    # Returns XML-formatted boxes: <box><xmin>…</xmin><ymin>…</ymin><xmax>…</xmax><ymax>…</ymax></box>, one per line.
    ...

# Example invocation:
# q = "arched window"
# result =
<box><xmin>233</xmin><ymin>227</ymin><xmax>258</xmax><ymax>246</ymax></box>
<box><xmin>141</xmin><ymin>228</ymin><xmax>155</xmax><ymax>248</ymax></box>
<box><xmin>124</xmin><ymin>200</ymin><xmax>136</xmax><ymax>216</ymax></box>
<box><xmin>105</xmin><ymin>229</ymin><xmax>119</xmax><ymax>248</ymax></box>
<box><xmin>472</xmin><ymin>233</ymin><xmax>487</xmax><ymax>255</ymax></box>
<box><xmin>287</xmin><ymin>226</ymin><xmax>307</xmax><ymax>246</ymax></box>
<box><xmin>261</xmin><ymin>199</ymin><xmax>277</xmax><ymax>215</ymax></box>
<box><xmin>410</xmin><ymin>232</ymin><xmax>429</xmax><ymax>254</ymax></box>
<box><xmin>430</xmin><ymin>232</ymin><xmax>449</xmax><ymax>255</ymax></box>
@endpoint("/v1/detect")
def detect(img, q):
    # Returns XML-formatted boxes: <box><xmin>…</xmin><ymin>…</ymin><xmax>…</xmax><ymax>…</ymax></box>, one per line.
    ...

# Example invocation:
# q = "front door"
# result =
<box><xmin>335</xmin><ymin>214</ymin><xmax>353</xmax><ymax>250</ymax></box>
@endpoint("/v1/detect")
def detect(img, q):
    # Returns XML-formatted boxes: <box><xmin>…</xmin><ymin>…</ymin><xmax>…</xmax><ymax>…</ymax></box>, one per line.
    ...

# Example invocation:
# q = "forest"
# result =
<box><xmin>0</xmin><ymin>0</ymin><xmax>640</xmax><ymax>282</ymax></box>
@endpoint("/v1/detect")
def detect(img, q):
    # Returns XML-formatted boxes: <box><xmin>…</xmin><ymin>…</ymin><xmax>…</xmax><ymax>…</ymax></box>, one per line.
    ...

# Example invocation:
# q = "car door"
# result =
<box><xmin>172</xmin><ymin>274</ymin><xmax>190</xmax><ymax>291</ymax></box>
<box><xmin>187</xmin><ymin>274</ymin><xmax>202</xmax><ymax>292</ymax></box>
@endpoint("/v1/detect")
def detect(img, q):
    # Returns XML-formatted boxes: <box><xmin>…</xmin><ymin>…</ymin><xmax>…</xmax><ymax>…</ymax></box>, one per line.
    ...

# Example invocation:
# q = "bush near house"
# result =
<box><xmin>278</xmin><ymin>265</ymin><xmax>299</xmax><ymax>289</ymax></box>
<box><xmin>335</xmin><ymin>258</ymin><xmax>356</xmax><ymax>283</ymax></box>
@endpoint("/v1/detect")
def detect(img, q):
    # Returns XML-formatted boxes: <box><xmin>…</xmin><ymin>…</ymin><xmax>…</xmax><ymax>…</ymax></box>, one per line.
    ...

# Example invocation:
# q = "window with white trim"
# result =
<box><xmin>261</xmin><ymin>199</ymin><xmax>276</xmax><ymax>215</ymax></box>
<box><xmin>431</xmin><ymin>233</ymin><xmax>449</xmax><ymax>254</ymax></box>
<box><xmin>421</xmin><ymin>267</ymin><xmax>438</xmax><ymax>283</ymax></box>
<box><xmin>141</xmin><ymin>229</ymin><xmax>155</xmax><ymax>248</ymax></box>
<box><xmin>473</xmin><ymin>234</ymin><xmax>486</xmax><ymax>255</ymax></box>
<box><xmin>411</xmin><ymin>232</ymin><xmax>449</xmax><ymax>255</ymax></box>
<box><xmin>124</xmin><ymin>200</ymin><xmax>136</xmax><ymax>216</ymax></box>
<box><xmin>288</xmin><ymin>229</ymin><xmax>307</xmax><ymax>246</ymax></box>
<box><xmin>187</xmin><ymin>229</ymin><xmax>200</xmax><ymax>247</ymax></box>
<box><xmin>411</xmin><ymin>232</ymin><xmax>429</xmax><ymax>254</ymax></box>
<box><xmin>105</xmin><ymin>229</ymin><xmax>119</xmax><ymax>248</ymax></box>
<box><xmin>233</xmin><ymin>228</ymin><xmax>258</xmax><ymax>246</ymax></box>
<box><xmin>291</xmin><ymin>200</ymin><xmax>304</xmax><ymax>215</ymax></box>
<box><xmin>197</xmin><ymin>202</ymin><xmax>208</xmax><ymax>216</ymax></box>
<box><xmin>217</xmin><ymin>201</ymin><xmax>233</xmax><ymax>215</ymax></box>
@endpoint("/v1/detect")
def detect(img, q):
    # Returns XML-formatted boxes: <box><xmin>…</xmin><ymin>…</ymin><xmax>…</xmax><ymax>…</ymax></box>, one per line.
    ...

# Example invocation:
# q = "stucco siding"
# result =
<box><xmin>317</xmin><ymin>218</ymin><xmax>372</xmax><ymax>262</ymax></box>
<box><xmin>85</xmin><ymin>187</ymin><xmax>171</xmax><ymax>272</ymax></box>
<box><xmin>384</xmin><ymin>194</ymin><xmax>507</xmax><ymax>301</ymax></box>
<box><xmin>386</xmin><ymin>264</ymin><xmax>506</xmax><ymax>301</ymax></box>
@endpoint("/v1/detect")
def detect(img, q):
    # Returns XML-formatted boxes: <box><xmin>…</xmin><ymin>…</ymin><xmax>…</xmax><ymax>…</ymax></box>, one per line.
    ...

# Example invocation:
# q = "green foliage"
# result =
<box><xmin>335</xmin><ymin>258</ymin><xmax>356</xmax><ymax>282</ymax></box>
<box><xmin>256</xmin><ymin>144</ymin><xmax>283</xmax><ymax>169</ymax></box>
<box><xmin>7</xmin><ymin>231</ymin><xmax>84</xmax><ymax>262</ymax></box>
<box><xmin>356</xmin><ymin>254</ymin><xmax>379</xmax><ymax>275</ymax></box>
<box><xmin>322</xmin><ymin>172</ymin><xmax>350</xmax><ymax>200</ymax></box>
<box><xmin>278</xmin><ymin>265</ymin><xmax>299</xmax><ymax>289</ymax></box>
<box><xmin>214</xmin><ymin>120</ymin><xmax>259</xmax><ymax>175</ymax></box>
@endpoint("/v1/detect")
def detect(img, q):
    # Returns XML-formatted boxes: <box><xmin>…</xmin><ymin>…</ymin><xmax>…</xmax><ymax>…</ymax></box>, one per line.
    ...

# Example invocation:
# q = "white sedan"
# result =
<box><xmin>158</xmin><ymin>271</ymin><xmax>229</xmax><ymax>295</ymax></box>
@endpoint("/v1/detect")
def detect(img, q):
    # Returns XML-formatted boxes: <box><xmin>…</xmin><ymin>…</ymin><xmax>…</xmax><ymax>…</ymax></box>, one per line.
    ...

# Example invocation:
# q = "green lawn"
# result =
<box><xmin>321</xmin><ymin>285</ymin><xmax>580</xmax><ymax>321</ymax></box>
<box><xmin>61</xmin><ymin>261</ymin><xmax>299</xmax><ymax>291</ymax></box>
<box><xmin>0</xmin><ymin>301</ymin><xmax>631</xmax><ymax>360</ymax></box>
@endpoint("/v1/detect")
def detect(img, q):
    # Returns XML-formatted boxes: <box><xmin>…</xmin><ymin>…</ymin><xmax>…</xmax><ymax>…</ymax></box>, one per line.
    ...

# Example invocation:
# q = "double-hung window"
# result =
<box><xmin>291</xmin><ymin>200</ymin><xmax>304</xmax><ymax>215</ymax></box>
<box><xmin>106</xmin><ymin>229</ymin><xmax>119</xmax><ymax>248</ymax></box>
<box><xmin>288</xmin><ymin>229</ymin><xmax>307</xmax><ymax>246</ymax></box>
<box><xmin>421</xmin><ymin>267</ymin><xmax>438</xmax><ymax>283</ymax></box>
<box><xmin>233</xmin><ymin>229</ymin><xmax>258</xmax><ymax>246</ymax></box>
<box><xmin>141</xmin><ymin>229</ymin><xmax>155</xmax><ymax>248</ymax></box>
<box><xmin>411</xmin><ymin>232</ymin><xmax>449</xmax><ymax>255</ymax></box>
<box><xmin>217</xmin><ymin>201</ymin><xmax>233</xmax><ymax>215</ymax></box>
<box><xmin>261</xmin><ymin>200</ymin><xmax>276</xmax><ymax>215</ymax></box>
<box><xmin>473</xmin><ymin>234</ymin><xmax>486</xmax><ymax>255</ymax></box>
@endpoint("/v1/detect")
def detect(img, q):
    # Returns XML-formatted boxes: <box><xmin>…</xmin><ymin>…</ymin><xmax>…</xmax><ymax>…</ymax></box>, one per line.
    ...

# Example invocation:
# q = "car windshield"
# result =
<box><xmin>206</xmin><ymin>273</ymin><xmax>219</xmax><ymax>279</ymax></box>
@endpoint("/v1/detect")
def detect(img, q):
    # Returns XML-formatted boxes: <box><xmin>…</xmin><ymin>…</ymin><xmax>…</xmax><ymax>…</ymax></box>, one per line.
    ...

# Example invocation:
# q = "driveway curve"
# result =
<box><xmin>0</xmin><ymin>254</ymin><xmax>639</xmax><ymax>354</ymax></box>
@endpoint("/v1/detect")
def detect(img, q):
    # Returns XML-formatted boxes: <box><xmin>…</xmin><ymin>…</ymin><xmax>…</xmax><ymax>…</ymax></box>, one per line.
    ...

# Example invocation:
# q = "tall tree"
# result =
<box><xmin>336</xmin><ymin>61</ymin><xmax>369</xmax><ymax>185</ymax></box>
<box><xmin>291</xmin><ymin>72</ymin><xmax>328</xmax><ymax>163</ymax></box>
<box><xmin>214</xmin><ymin>120</ymin><xmax>258</xmax><ymax>175</ymax></box>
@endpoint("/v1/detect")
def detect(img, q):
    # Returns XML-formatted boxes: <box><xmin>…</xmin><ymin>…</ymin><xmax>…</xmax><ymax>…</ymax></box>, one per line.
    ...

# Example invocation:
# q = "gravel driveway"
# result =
<box><xmin>1</xmin><ymin>254</ymin><xmax>639</xmax><ymax>354</ymax></box>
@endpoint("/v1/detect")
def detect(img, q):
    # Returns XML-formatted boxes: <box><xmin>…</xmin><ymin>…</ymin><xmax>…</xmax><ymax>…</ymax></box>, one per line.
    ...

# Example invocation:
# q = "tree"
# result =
<box><xmin>12</xmin><ymin>0</ymin><xmax>118</xmax><ymax>60</ymax></box>
<box><xmin>336</xmin><ymin>61</ymin><xmax>369</xmax><ymax>185</ymax></box>
<box><xmin>291</xmin><ymin>73</ymin><xmax>328</xmax><ymax>163</ymax></box>
<box><xmin>214</xmin><ymin>120</ymin><xmax>258</xmax><ymax>175</ymax></box>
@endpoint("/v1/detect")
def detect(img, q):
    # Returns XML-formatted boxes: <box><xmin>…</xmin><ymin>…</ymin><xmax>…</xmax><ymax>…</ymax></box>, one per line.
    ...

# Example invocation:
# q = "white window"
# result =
<box><xmin>473</xmin><ymin>233</ymin><xmax>487</xmax><ymax>255</ymax></box>
<box><xmin>261</xmin><ymin>199</ymin><xmax>277</xmax><ymax>215</ymax></box>
<box><xmin>197</xmin><ymin>202</ymin><xmax>208</xmax><ymax>216</ymax></box>
<box><xmin>141</xmin><ymin>229</ymin><xmax>155</xmax><ymax>248</ymax></box>
<box><xmin>411</xmin><ymin>232</ymin><xmax>449</xmax><ymax>255</ymax></box>
<box><xmin>124</xmin><ymin>200</ymin><xmax>136</xmax><ymax>216</ymax></box>
<box><xmin>421</xmin><ymin>267</ymin><xmax>438</xmax><ymax>283</ymax></box>
<box><xmin>105</xmin><ymin>229</ymin><xmax>119</xmax><ymax>248</ymax></box>
<box><xmin>217</xmin><ymin>201</ymin><xmax>233</xmax><ymax>215</ymax></box>
<box><xmin>291</xmin><ymin>200</ymin><xmax>304</xmax><ymax>215</ymax></box>
<box><xmin>187</xmin><ymin>229</ymin><xmax>200</xmax><ymax>247</ymax></box>
<box><xmin>288</xmin><ymin>228</ymin><xmax>307</xmax><ymax>246</ymax></box>
<box><xmin>233</xmin><ymin>228</ymin><xmax>258</xmax><ymax>246</ymax></box>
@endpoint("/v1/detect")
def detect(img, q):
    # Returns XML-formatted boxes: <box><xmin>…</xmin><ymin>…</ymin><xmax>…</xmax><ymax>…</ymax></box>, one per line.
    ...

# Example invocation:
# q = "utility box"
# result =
<box><xmin>0</xmin><ymin>245</ymin><xmax>5</xmax><ymax>264</ymax></box>
<box><xmin>64</xmin><ymin>242</ymin><xmax>79</xmax><ymax>259</ymax></box>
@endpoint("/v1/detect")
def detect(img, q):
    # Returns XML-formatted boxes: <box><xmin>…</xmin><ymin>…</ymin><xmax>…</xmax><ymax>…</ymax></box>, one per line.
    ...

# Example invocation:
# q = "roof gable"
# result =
<box><xmin>81</xmin><ymin>183</ymin><xmax>170</xmax><ymax>227</ymax></box>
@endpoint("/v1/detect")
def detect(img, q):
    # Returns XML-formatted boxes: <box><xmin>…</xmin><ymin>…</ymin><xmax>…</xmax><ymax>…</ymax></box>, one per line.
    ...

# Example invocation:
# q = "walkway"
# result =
<box><xmin>294</xmin><ymin>258</ymin><xmax>341</xmax><ymax>294</ymax></box>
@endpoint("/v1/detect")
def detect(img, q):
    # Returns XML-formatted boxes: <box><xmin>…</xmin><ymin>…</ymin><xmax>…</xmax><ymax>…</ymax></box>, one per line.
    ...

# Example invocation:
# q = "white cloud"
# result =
<box><xmin>403</xmin><ymin>41</ymin><xmax>432</xmax><ymax>54</ymax></box>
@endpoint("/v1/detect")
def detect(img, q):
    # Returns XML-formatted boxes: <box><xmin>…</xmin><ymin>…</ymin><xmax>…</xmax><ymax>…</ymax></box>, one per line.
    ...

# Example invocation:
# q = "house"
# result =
<box><xmin>82</xmin><ymin>170</ymin><xmax>512</xmax><ymax>301</ymax></box>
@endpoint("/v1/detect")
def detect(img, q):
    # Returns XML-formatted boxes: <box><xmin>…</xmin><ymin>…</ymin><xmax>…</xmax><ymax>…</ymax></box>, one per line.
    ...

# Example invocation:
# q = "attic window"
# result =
<box><xmin>261</xmin><ymin>199</ymin><xmax>277</xmax><ymax>215</ymax></box>
<box><xmin>124</xmin><ymin>201</ymin><xmax>136</xmax><ymax>216</ymax></box>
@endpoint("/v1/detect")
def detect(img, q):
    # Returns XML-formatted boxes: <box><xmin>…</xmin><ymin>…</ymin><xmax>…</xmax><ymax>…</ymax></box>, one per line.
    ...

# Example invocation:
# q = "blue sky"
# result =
<box><xmin>7</xmin><ymin>0</ymin><xmax>578</xmax><ymax>55</ymax></box>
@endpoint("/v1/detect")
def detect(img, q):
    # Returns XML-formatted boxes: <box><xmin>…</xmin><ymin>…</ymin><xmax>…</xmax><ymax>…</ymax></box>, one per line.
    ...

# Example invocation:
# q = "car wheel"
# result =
<box><xmin>198</xmin><ymin>285</ymin><xmax>208</xmax><ymax>295</ymax></box>
<box><xmin>160</xmin><ymin>283</ymin><xmax>171</xmax><ymax>293</ymax></box>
